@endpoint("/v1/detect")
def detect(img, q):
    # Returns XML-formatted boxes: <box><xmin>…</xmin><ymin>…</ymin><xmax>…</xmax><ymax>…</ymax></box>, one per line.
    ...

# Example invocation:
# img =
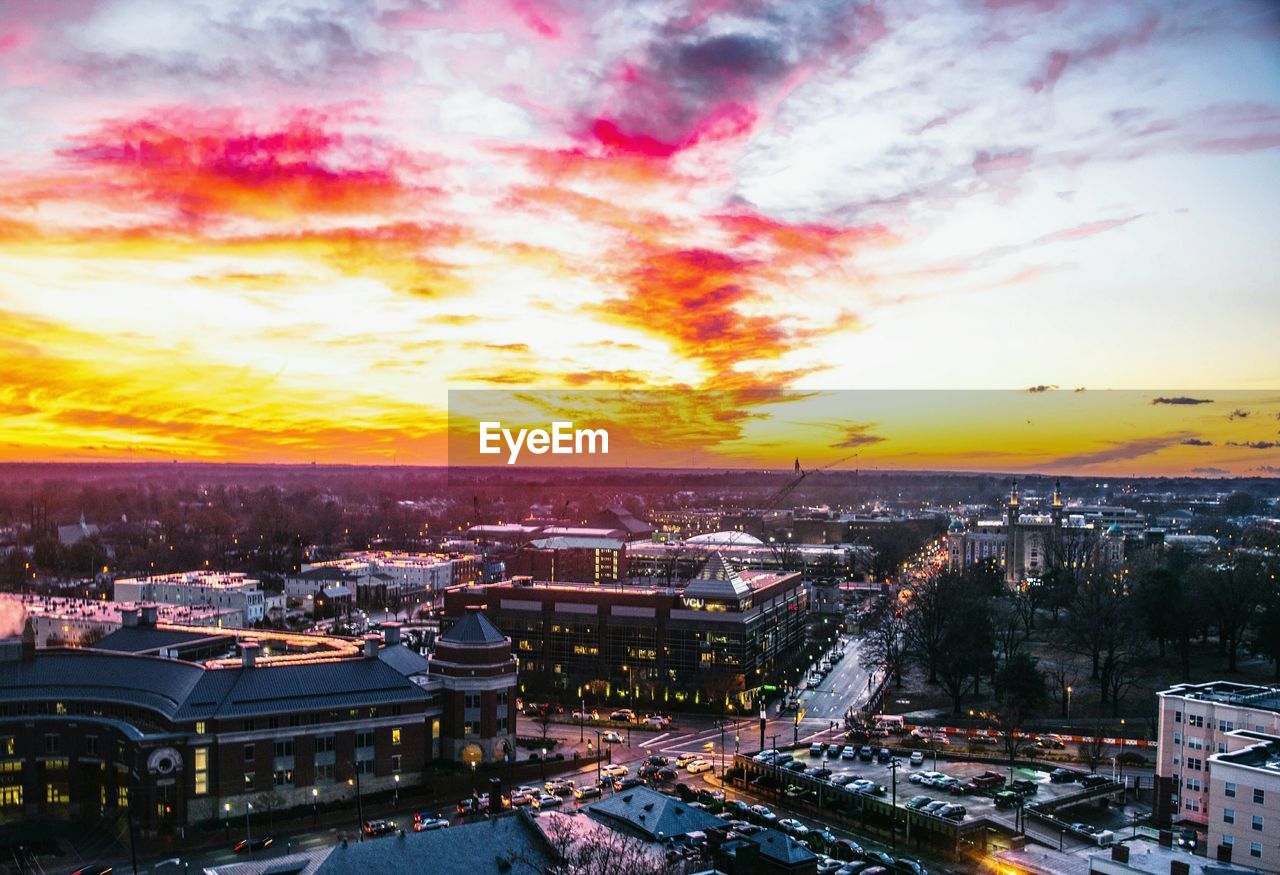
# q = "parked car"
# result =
<box><xmin>827</xmin><ymin>742</ymin><xmax>843</xmax><ymax>756</ymax></box>
<box><xmin>750</xmin><ymin>804</ymin><xmax>777</xmax><ymax>822</ymax></box>
<box><xmin>610</xmin><ymin>709</ymin><xmax>635</xmax><ymax>722</ymax></box>
<box><xmin>686</xmin><ymin>759</ymin><xmax>713</xmax><ymax>774</ymax></box>
<box><xmin>811</xmin><ymin>742</ymin><xmax>826</xmax><ymax>756</ymax></box>
<box><xmin>1010</xmin><ymin>779</ymin><xmax>1038</xmax><ymax>795</ymax></box>
<box><xmin>905</xmin><ymin>795</ymin><xmax>932</xmax><ymax>810</ymax></box>
<box><xmin>1049</xmin><ymin>768</ymin><xmax>1081</xmax><ymax>783</ymax></box>
<box><xmin>970</xmin><ymin>733</ymin><xmax>999</xmax><ymax>746</ymax></box>
<box><xmin>841</xmin><ymin>745</ymin><xmax>857</xmax><ymax>759</ymax></box>
<box><xmin>1036</xmin><ymin>734</ymin><xmax>1067</xmax><ymax>750</ymax></box>
<box><xmin>876</xmin><ymin>748</ymin><xmax>892</xmax><ymax>763</ymax></box>
<box><xmin>413</xmin><ymin>817</ymin><xmax>449</xmax><ymax>831</ymax></box>
<box><xmin>644</xmin><ymin>754</ymin><xmax>670</xmax><ymax>766</ymax></box>
<box><xmin>970</xmin><ymin>771</ymin><xmax>1005</xmax><ymax>789</ymax></box>
<box><xmin>1080</xmin><ymin>774</ymin><xmax>1111</xmax><ymax>789</ymax></box>
<box><xmin>921</xmin><ymin>801</ymin><xmax>949</xmax><ymax>815</ymax></box>
<box><xmin>938</xmin><ymin>804</ymin><xmax>966</xmax><ymax>821</ymax></box>
<box><xmin>645</xmin><ymin>714</ymin><xmax>671</xmax><ymax>728</ymax></box>
<box><xmin>602</xmin><ymin>731</ymin><xmax>624</xmax><ymax>744</ymax></box>
<box><xmin>909</xmin><ymin>751</ymin><xmax>924</xmax><ymax>766</ymax></box>
<box><xmin>572</xmin><ymin>709</ymin><xmax>600</xmax><ymax>721</ymax></box>
<box><xmin>808</xmin><ymin>767</ymin><xmax>832</xmax><ymax>779</ymax></box>
<box><xmin>617</xmin><ymin>776</ymin><xmax>644</xmax><ymax>790</ymax></box>
<box><xmin>533</xmin><ymin>793</ymin><xmax>562</xmax><ymax>809</ymax></box>
<box><xmin>858</xmin><ymin>746</ymin><xmax>875</xmax><ymax>761</ymax></box>
<box><xmin>778</xmin><ymin>818</ymin><xmax>810</xmax><ymax>836</ymax></box>
<box><xmin>784</xmin><ymin>759</ymin><xmax>806</xmax><ymax>772</ymax></box>
<box><xmin>601</xmin><ymin>764</ymin><xmax>629</xmax><ymax>778</ymax></box>
<box><xmin>233</xmin><ymin>837</ymin><xmax>274</xmax><ymax>853</ymax></box>
<box><xmin>994</xmin><ymin>790</ymin><xmax>1020</xmax><ymax>809</ymax></box>
<box><xmin>832</xmin><ymin>774</ymin><xmax>857</xmax><ymax>786</ymax></box>
<box><xmin>573</xmin><ymin>785</ymin><xmax>602</xmax><ymax>800</ymax></box>
<box><xmin>895</xmin><ymin>858</ymin><xmax>928</xmax><ymax>874</ymax></box>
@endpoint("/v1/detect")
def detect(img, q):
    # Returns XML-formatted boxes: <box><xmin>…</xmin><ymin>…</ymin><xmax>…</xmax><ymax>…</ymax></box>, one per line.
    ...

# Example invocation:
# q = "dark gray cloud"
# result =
<box><xmin>1180</xmin><ymin>437</ymin><xmax>1213</xmax><ymax>446</ymax></box>
<box><xmin>1191</xmin><ymin>467</ymin><xmax>1229</xmax><ymax>476</ymax></box>
<box><xmin>1226</xmin><ymin>441</ymin><xmax>1278</xmax><ymax>450</ymax></box>
<box><xmin>831</xmin><ymin>424</ymin><xmax>886</xmax><ymax>449</ymax></box>
<box><xmin>1228</xmin><ymin>408</ymin><xmax>1250</xmax><ymax>420</ymax></box>
<box><xmin>1152</xmin><ymin>396</ymin><xmax>1213</xmax><ymax>405</ymax></box>
<box><xmin>1049</xmin><ymin>433</ymin><xmax>1188</xmax><ymax>467</ymax></box>
<box><xmin>1026</xmin><ymin>384</ymin><xmax>1057</xmax><ymax>393</ymax></box>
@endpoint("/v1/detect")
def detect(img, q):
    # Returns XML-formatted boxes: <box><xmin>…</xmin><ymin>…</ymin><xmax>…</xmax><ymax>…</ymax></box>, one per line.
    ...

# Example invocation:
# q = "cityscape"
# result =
<box><xmin>1</xmin><ymin>1</ymin><xmax>1279</xmax><ymax>875</ymax></box>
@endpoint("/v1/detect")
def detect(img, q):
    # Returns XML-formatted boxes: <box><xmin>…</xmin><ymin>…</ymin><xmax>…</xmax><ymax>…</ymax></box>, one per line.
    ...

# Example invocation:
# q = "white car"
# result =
<box><xmin>778</xmin><ymin>818</ymin><xmax>810</xmax><ymax>836</ymax></box>
<box><xmin>533</xmin><ymin>793</ymin><xmax>561</xmax><ymax>809</ymax></box>
<box><xmin>645</xmin><ymin>715</ymin><xmax>671</xmax><ymax>728</ymax></box>
<box><xmin>600</xmin><ymin>764</ymin><xmax>629</xmax><ymax>778</ymax></box>
<box><xmin>750</xmin><ymin>805</ymin><xmax>777</xmax><ymax>822</ymax></box>
<box><xmin>675</xmin><ymin>753</ymin><xmax>700</xmax><ymax>768</ymax></box>
<box><xmin>572</xmin><ymin>709</ymin><xmax>599</xmax><ymax>721</ymax></box>
<box><xmin>602</xmin><ymin>731</ymin><xmax>624</xmax><ymax>744</ymax></box>
<box><xmin>909</xmin><ymin>751</ymin><xmax>924</xmax><ymax>766</ymax></box>
<box><xmin>686</xmin><ymin>759</ymin><xmax>713</xmax><ymax>774</ymax></box>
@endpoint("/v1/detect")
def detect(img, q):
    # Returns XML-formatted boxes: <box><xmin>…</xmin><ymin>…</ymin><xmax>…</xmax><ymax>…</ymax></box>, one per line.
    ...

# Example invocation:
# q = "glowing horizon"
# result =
<box><xmin>1</xmin><ymin>1</ymin><xmax>1278</xmax><ymax>473</ymax></box>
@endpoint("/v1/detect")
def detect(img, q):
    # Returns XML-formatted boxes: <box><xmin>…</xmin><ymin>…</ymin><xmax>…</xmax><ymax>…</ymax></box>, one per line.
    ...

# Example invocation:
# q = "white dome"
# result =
<box><xmin>686</xmin><ymin>530</ymin><xmax>764</xmax><ymax>547</ymax></box>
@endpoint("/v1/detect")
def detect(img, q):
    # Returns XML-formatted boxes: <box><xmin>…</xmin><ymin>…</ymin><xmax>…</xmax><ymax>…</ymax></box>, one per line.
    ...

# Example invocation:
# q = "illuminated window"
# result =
<box><xmin>391</xmin><ymin>728</ymin><xmax>402</xmax><ymax>746</ymax></box>
<box><xmin>194</xmin><ymin>721</ymin><xmax>207</xmax><ymax>735</ymax></box>
<box><xmin>45</xmin><ymin>783</ymin><xmax>70</xmax><ymax>804</ymax></box>
<box><xmin>431</xmin><ymin>719</ymin><xmax>440</xmax><ymax>741</ymax></box>
<box><xmin>193</xmin><ymin>748</ymin><xmax>208</xmax><ymax>796</ymax></box>
<box><xmin>0</xmin><ymin>786</ymin><xmax>21</xmax><ymax>807</ymax></box>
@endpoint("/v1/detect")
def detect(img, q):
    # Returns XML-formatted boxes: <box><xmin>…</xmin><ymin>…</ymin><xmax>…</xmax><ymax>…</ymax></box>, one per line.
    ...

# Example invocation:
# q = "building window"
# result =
<box><xmin>244</xmin><ymin>744</ymin><xmax>255</xmax><ymax>763</ymax></box>
<box><xmin>316</xmin><ymin>735</ymin><xmax>336</xmax><ymax>753</ymax></box>
<box><xmin>1</xmin><ymin>737</ymin><xmax>12</xmax><ymax>756</ymax></box>
<box><xmin>0</xmin><ymin>786</ymin><xmax>21</xmax><ymax>807</ymax></box>
<box><xmin>44</xmin><ymin>734</ymin><xmax>60</xmax><ymax>755</ymax></box>
<box><xmin>1173</xmin><ymin>710</ymin><xmax>1182</xmax><ymax>723</ymax></box>
<box><xmin>244</xmin><ymin>772</ymin><xmax>255</xmax><ymax>791</ymax></box>
<box><xmin>355</xmin><ymin>731</ymin><xmax>374</xmax><ymax>749</ymax></box>
<box><xmin>273</xmin><ymin>768</ymin><xmax>294</xmax><ymax>787</ymax></box>
<box><xmin>1251</xmin><ymin>815</ymin><xmax>1263</xmax><ymax>832</ymax></box>
<box><xmin>85</xmin><ymin>735</ymin><xmax>99</xmax><ymax>756</ymax></box>
<box><xmin>193</xmin><ymin>748</ymin><xmax>208</xmax><ymax>796</ymax></box>
<box><xmin>45</xmin><ymin>783</ymin><xmax>69</xmax><ymax>804</ymax></box>
<box><xmin>1225</xmin><ymin>782</ymin><xmax>1236</xmax><ymax>797</ymax></box>
<box><xmin>431</xmin><ymin>719</ymin><xmax>440</xmax><ymax>741</ymax></box>
<box><xmin>117</xmin><ymin>786</ymin><xmax>129</xmax><ymax>808</ymax></box>
<box><xmin>195</xmin><ymin>721</ymin><xmax>207</xmax><ymax>735</ymax></box>
<box><xmin>1223</xmin><ymin>835</ymin><xmax>1233</xmax><ymax>847</ymax></box>
<box><xmin>391</xmin><ymin>754</ymin><xmax>402</xmax><ymax>774</ymax></box>
<box><xmin>391</xmin><ymin>728</ymin><xmax>402</xmax><ymax>746</ymax></box>
<box><xmin>1251</xmin><ymin>842</ymin><xmax>1262</xmax><ymax>859</ymax></box>
<box><xmin>315</xmin><ymin>763</ymin><xmax>335</xmax><ymax>783</ymax></box>
<box><xmin>273</xmin><ymin>740</ymin><xmax>294</xmax><ymax>758</ymax></box>
<box><xmin>1253</xmin><ymin>788</ymin><xmax>1265</xmax><ymax>805</ymax></box>
<box><xmin>1224</xmin><ymin>809</ymin><xmax>1235</xmax><ymax>825</ymax></box>
<box><xmin>464</xmin><ymin>722</ymin><xmax>476</xmax><ymax>737</ymax></box>
<box><xmin>356</xmin><ymin>758</ymin><xmax>373</xmax><ymax>775</ymax></box>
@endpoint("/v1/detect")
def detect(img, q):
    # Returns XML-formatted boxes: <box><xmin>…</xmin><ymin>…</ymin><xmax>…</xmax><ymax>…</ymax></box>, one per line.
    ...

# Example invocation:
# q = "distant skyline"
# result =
<box><xmin>1</xmin><ymin>0</ymin><xmax>1278</xmax><ymax>468</ymax></box>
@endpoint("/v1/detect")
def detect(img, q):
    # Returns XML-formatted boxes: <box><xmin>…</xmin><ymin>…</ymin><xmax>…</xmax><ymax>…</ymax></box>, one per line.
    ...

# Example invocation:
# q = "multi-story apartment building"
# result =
<box><xmin>291</xmin><ymin>551</ymin><xmax>480</xmax><ymax>608</ymax></box>
<box><xmin>512</xmin><ymin>535</ymin><xmax>627</xmax><ymax>585</ymax></box>
<box><xmin>1206</xmin><ymin>730</ymin><xmax>1280</xmax><ymax>871</ymax></box>
<box><xmin>114</xmin><ymin>571</ymin><xmax>266</xmax><ymax>626</ymax></box>
<box><xmin>1155</xmin><ymin>682</ymin><xmax>1280</xmax><ymax>830</ymax></box>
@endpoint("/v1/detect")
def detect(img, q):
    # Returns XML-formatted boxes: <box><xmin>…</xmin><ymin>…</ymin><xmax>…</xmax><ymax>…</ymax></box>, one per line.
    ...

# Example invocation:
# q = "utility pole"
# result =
<box><xmin>245</xmin><ymin>802</ymin><xmax>253</xmax><ymax>857</ymax></box>
<box><xmin>889</xmin><ymin>758</ymin><xmax>898</xmax><ymax>849</ymax></box>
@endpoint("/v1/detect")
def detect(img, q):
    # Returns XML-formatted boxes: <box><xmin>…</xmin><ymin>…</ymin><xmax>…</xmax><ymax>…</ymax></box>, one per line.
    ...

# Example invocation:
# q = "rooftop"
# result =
<box><xmin>585</xmin><ymin>785</ymin><xmax>722</xmax><ymax>841</ymax></box>
<box><xmin>1160</xmin><ymin>681</ymin><xmax>1280</xmax><ymax>714</ymax></box>
<box><xmin>117</xmin><ymin>571</ymin><xmax>262</xmax><ymax>590</ymax></box>
<box><xmin>528</xmin><ymin>536</ymin><xmax>624</xmax><ymax>551</ymax></box>
<box><xmin>1212</xmin><ymin>730</ymin><xmax>1280</xmax><ymax>773</ymax></box>
<box><xmin>439</xmin><ymin>609</ymin><xmax>507</xmax><ymax>646</ymax></box>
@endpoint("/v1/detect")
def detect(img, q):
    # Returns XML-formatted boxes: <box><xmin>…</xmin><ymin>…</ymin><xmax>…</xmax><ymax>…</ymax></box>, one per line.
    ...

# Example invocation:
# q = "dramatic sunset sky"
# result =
<box><xmin>1</xmin><ymin>0</ymin><xmax>1278</xmax><ymax>473</ymax></box>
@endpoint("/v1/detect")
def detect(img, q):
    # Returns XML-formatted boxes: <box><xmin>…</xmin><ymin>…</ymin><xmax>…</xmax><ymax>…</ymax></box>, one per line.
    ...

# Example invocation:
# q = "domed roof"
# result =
<box><xmin>948</xmin><ymin>519</ymin><xmax>965</xmax><ymax>532</ymax></box>
<box><xmin>1107</xmin><ymin>523</ymin><xmax>1124</xmax><ymax>535</ymax></box>
<box><xmin>686</xmin><ymin>530</ymin><xmax>764</xmax><ymax>547</ymax></box>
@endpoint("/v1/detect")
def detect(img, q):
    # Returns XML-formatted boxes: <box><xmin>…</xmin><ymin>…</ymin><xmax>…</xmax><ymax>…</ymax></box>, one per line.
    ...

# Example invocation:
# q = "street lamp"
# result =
<box><xmin>223</xmin><ymin>802</ymin><xmax>231</xmax><ymax>837</ymax></box>
<box><xmin>244</xmin><ymin>802</ymin><xmax>254</xmax><ymax>858</ymax></box>
<box><xmin>312</xmin><ymin>787</ymin><xmax>318</xmax><ymax>824</ymax></box>
<box><xmin>889</xmin><ymin>757</ymin><xmax>899</xmax><ymax>849</ymax></box>
<box><xmin>541</xmin><ymin>748</ymin><xmax>547</xmax><ymax>782</ymax></box>
<box><xmin>1066</xmin><ymin>686</ymin><xmax>1073</xmax><ymax>721</ymax></box>
<box><xmin>580</xmin><ymin>697</ymin><xmax>585</xmax><ymax>742</ymax></box>
<box><xmin>394</xmin><ymin>773</ymin><xmax>400</xmax><ymax>807</ymax></box>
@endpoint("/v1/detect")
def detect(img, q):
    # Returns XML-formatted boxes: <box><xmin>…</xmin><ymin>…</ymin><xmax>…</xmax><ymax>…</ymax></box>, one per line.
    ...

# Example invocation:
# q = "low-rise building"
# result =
<box><xmin>114</xmin><ymin>571</ymin><xmax>266</xmax><ymax>626</ymax></box>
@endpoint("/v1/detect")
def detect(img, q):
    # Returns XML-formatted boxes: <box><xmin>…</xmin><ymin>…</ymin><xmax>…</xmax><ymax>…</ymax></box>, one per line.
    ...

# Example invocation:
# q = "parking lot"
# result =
<box><xmin>750</xmin><ymin>742</ymin><xmax>1109</xmax><ymax>826</ymax></box>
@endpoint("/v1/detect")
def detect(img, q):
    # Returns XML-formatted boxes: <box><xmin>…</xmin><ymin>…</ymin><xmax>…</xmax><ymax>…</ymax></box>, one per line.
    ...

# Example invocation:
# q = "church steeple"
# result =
<box><xmin>1008</xmin><ymin>480</ymin><xmax>1020</xmax><ymax>507</ymax></box>
<box><xmin>1052</xmin><ymin>480</ymin><xmax>1063</xmax><ymax>509</ymax></box>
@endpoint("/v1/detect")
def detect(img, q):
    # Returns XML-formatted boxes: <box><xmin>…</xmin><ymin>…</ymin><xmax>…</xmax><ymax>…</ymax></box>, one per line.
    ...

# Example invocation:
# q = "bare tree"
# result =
<box><xmin>865</xmin><ymin>611</ymin><xmax>908</xmax><ymax>688</ymax></box>
<box><xmin>1197</xmin><ymin>558</ymin><xmax>1269</xmax><ymax>673</ymax></box>
<box><xmin>1045</xmin><ymin>654</ymin><xmax>1082</xmax><ymax>720</ymax></box>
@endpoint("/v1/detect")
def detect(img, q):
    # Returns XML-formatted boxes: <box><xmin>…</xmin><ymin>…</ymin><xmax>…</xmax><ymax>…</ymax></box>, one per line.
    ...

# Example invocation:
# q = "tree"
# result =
<box><xmin>995</xmin><ymin>651</ymin><xmax>1047</xmax><ymax>714</ymax></box>
<box><xmin>1045</xmin><ymin>654</ymin><xmax>1082</xmax><ymax>720</ymax></box>
<box><xmin>1130</xmin><ymin>551</ymin><xmax>1198</xmax><ymax>678</ymax></box>
<box><xmin>1252</xmin><ymin>584</ymin><xmax>1280</xmax><ymax>680</ymax></box>
<box><xmin>865</xmin><ymin>612</ymin><xmax>908</xmax><ymax>689</ymax></box>
<box><xmin>1197</xmin><ymin>558</ymin><xmax>1269</xmax><ymax>672</ymax></box>
<box><xmin>537</xmin><ymin>814</ymin><xmax>694</xmax><ymax>875</ymax></box>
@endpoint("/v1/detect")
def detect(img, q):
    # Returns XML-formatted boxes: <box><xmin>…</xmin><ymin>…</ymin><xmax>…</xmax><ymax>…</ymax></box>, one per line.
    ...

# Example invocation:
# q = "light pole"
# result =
<box><xmin>541</xmin><ymin>748</ymin><xmax>547</xmax><ymax>782</ymax></box>
<box><xmin>580</xmin><ymin>697</ymin><xmax>585</xmax><ymax>742</ymax></box>
<box><xmin>223</xmin><ymin>802</ymin><xmax>231</xmax><ymax>838</ymax></box>
<box><xmin>889</xmin><ymin>758</ymin><xmax>899</xmax><ymax>849</ymax></box>
<box><xmin>312</xmin><ymin>788</ymin><xmax>318</xmax><ymax>825</ymax></box>
<box><xmin>394</xmin><ymin>773</ymin><xmax>400</xmax><ymax>807</ymax></box>
<box><xmin>244</xmin><ymin>802</ymin><xmax>253</xmax><ymax>858</ymax></box>
<box><xmin>1066</xmin><ymin>686</ymin><xmax>1073</xmax><ymax>721</ymax></box>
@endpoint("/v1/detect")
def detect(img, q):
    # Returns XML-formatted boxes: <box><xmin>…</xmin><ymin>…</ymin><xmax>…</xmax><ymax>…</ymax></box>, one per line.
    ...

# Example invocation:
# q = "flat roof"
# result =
<box><xmin>117</xmin><ymin>571</ymin><xmax>261</xmax><ymax>590</ymax></box>
<box><xmin>1160</xmin><ymin>682</ymin><xmax>1280</xmax><ymax>714</ymax></box>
